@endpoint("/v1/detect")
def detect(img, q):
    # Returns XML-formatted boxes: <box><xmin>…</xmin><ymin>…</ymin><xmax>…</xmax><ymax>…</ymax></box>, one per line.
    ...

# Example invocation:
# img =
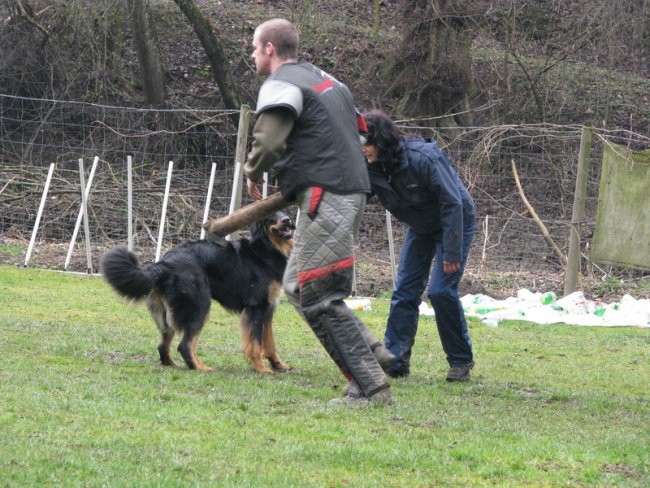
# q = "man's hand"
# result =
<box><xmin>247</xmin><ymin>177</ymin><xmax>263</xmax><ymax>200</ymax></box>
<box><xmin>443</xmin><ymin>261</ymin><xmax>460</xmax><ymax>275</ymax></box>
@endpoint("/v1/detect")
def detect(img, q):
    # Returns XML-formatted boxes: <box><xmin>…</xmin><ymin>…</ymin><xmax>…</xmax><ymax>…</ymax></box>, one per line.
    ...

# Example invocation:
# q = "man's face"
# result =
<box><xmin>251</xmin><ymin>30</ymin><xmax>272</xmax><ymax>76</ymax></box>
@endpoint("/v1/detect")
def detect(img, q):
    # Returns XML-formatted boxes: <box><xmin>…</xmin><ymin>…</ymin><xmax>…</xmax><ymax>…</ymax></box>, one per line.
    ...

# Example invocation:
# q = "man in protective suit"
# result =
<box><xmin>245</xmin><ymin>18</ymin><xmax>393</xmax><ymax>403</ymax></box>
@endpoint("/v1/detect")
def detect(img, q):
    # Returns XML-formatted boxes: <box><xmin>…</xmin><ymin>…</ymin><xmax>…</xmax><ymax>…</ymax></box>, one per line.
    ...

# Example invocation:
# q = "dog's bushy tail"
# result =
<box><xmin>101</xmin><ymin>246</ymin><xmax>161</xmax><ymax>300</ymax></box>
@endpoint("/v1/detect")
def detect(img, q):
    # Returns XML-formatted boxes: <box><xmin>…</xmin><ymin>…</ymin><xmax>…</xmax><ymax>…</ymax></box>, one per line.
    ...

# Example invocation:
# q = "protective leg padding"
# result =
<box><xmin>302</xmin><ymin>298</ymin><xmax>389</xmax><ymax>397</ymax></box>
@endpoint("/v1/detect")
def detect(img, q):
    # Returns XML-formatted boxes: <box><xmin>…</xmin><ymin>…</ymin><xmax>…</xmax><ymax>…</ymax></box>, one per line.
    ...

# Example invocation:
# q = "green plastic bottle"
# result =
<box><xmin>540</xmin><ymin>292</ymin><xmax>557</xmax><ymax>305</ymax></box>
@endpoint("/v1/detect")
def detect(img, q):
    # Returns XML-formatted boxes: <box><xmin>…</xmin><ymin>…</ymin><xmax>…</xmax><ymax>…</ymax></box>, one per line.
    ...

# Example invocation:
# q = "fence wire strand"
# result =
<box><xmin>1</xmin><ymin>95</ymin><xmax>648</xmax><ymax>298</ymax></box>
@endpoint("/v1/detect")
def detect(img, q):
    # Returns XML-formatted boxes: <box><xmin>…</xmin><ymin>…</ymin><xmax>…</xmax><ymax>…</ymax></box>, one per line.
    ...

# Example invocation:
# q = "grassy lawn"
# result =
<box><xmin>0</xmin><ymin>266</ymin><xmax>648</xmax><ymax>487</ymax></box>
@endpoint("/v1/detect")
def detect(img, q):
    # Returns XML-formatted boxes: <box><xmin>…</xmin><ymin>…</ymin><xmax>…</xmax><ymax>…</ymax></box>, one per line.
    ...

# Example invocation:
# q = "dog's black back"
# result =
<box><xmin>100</xmin><ymin>211</ymin><xmax>294</xmax><ymax>371</ymax></box>
<box><xmin>166</xmin><ymin>221</ymin><xmax>288</xmax><ymax>313</ymax></box>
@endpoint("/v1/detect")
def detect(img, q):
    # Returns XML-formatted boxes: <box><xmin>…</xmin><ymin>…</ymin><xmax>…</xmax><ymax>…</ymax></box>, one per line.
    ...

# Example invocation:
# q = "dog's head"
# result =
<box><xmin>250</xmin><ymin>211</ymin><xmax>295</xmax><ymax>257</ymax></box>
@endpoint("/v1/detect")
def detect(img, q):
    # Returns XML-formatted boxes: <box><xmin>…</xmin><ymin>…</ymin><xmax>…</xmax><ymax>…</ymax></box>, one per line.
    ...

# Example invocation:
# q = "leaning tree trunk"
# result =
<box><xmin>386</xmin><ymin>0</ymin><xmax>473</xmax><ymax>127</ymax></box>
<box><xmin>172</xmin><ymin>0</ymin><xmax>241</xmax><ymax>123</ymax></box>
<box><xmin>128</xmin><ymin>0</ymin><xmax>166</xmax><ymax>107</ymax></box>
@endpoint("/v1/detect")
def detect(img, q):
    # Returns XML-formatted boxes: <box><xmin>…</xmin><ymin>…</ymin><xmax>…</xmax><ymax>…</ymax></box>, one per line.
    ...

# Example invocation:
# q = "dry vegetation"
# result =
<box><xmin>1</xmin><ymin>0</ymin><xmax>648</xmax><ymax>299</ymax></box>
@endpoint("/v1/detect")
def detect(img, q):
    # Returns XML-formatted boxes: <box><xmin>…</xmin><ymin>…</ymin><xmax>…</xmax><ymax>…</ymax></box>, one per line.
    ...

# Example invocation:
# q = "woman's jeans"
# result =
<box><xmin>385</xmin><ymin>220</ymin><xmax>475</xmax><ymax>375</ymax></box>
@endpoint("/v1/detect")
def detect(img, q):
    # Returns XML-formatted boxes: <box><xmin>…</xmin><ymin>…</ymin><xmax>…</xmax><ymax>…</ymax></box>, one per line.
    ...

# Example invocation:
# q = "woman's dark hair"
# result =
<box><xmin>363</xmin><ymin>110</ymin><xmax>403</xmax><ymax>169</ymax></box>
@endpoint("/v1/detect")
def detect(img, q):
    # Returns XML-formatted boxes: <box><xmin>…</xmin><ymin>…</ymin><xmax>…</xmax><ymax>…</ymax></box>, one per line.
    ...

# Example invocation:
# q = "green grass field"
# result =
<box><xmin>1</xmin><ymin>266</ymin><xmax>648</xmax><ymax>487</ymax></box>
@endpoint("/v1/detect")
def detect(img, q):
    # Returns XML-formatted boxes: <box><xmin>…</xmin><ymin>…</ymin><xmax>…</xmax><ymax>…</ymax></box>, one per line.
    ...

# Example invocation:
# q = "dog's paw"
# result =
<box><xmin>271</xmin><ymin>363</ymin><xmax>291</xmax><ymax>373</ymax></box>
<box><xmin>197</xmin><ymin>366</ymin><xmax>214</xmax><ymax>372</ymax></box>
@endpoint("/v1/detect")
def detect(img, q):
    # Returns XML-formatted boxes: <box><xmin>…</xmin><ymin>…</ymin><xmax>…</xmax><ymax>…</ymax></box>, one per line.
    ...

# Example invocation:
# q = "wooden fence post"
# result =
<box><xmin>564</xmin><ymin>126</ymin><xmax>593</xmax><ymax>296</ymax></box>
<box><xmin>227</xmin><ymin>104</ymin><xmax>252</xmax><ymax>240</ymax></box>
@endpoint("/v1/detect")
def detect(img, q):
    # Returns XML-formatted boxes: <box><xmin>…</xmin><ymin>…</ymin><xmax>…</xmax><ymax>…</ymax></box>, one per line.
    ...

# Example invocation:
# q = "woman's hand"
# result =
<box><xmin>443</xmin><ymin>261</ymin><xmax>460</xmax><ymax>275</ymax></box>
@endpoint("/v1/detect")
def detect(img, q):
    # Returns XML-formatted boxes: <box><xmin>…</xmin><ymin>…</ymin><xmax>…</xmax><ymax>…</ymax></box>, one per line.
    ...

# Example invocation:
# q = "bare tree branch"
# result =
<box><xmin>12</xmin><ymin>0</ymin><xmax>49</xmax><ymax>39</ymax></box>
<box><xmin>511</xmin><ymin>158</ymin><xmax>567</xmax><ymax>266</ymax></box>
<box><xmin>172</xmin><ymin>0</ymin><xmax>241</xmax><ymax>123</ymax></box>
<box><xmin>127</xmin><ymin>0</ymin><xmax>166</xmax><ymax>107</ymax></box>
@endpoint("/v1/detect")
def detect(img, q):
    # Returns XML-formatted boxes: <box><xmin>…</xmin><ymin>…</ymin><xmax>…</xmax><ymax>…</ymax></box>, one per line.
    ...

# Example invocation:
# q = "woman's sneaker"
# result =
<box><xmin>372</xmin><ymin>344</ymin><xmax>396</xmax><ymax>373</ymax></box>
<box><xmin>446</xmin><ymin>361</ymin><xmax>474</xmax><ymax>382</ymax></box>
<box><xmin>387</xmin><ymin>362</ymin><xmax>410</xmax><ymax>378</ymax></box>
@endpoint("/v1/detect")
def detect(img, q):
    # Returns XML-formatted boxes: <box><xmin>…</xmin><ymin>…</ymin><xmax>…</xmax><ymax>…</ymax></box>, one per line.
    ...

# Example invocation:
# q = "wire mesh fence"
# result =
<box><xmin>1</xmin><ymin>94</ymin><xmax>648</xmax><ymax>298</ymax></box>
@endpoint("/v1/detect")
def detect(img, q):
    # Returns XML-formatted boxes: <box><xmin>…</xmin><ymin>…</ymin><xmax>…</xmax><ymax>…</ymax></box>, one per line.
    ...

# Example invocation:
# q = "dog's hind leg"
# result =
<box><xmin>164</xmin><ymin>278</ymin><xmax>213</xmax><ymax>372</ymax></box>
<box><xmin>147</xmin><ymin>293</ymin><xmax>177</xmax><ymax>367</ymax></box>
<box><xmin>175</xmin><ymin>301</ymin><xmax>213</xmax><ymax>372</ymax></box>
<box><xmin>240</xmin><ymin>307</ymin><xmax>272</xmax><ymax>373</ymax></box>
<box><xmin>177</xmin><ymin>330</ymin><xmax>213</xmax><ymax>372</ymax></box>
<box><xmin>158</xmin><ymin>330</ymin><xmax>177</xmax><ymax>367</ymax></box>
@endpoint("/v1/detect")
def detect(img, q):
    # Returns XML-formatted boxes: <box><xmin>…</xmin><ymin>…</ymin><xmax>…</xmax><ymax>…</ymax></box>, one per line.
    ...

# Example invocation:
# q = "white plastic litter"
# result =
<box><xmin>449</xmin><ymin>289</ymin><xmax>650</xmax><ymax>328</ymax></box>
<box><xmin>419</xmin><ymin>301</ymin><xmax>435</xmax><ymax>316</ymax></box>
<box><xmin>344</xmin><ymin>298</ymin><xmax>372</xmax><ymax>312</ymax></box>
<box><xmin>346</xmin><ymin>290</ymin><xmax>649</xmax><ymax>328</ymax></box>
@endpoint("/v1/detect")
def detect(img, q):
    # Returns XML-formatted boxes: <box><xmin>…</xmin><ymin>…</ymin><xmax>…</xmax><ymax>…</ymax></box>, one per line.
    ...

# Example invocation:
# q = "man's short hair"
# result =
<box><xmin>257</xmin><ymin>18</ymin><xmax>299</xmax><ymax>60</ymax></box>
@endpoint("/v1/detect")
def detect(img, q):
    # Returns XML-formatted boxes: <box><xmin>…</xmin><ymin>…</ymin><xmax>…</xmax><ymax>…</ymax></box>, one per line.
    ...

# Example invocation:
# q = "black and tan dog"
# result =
<box><xmin>100</xmin><ymin>211</ymin><xmax>294</xmax><ymax>373</ymax></box>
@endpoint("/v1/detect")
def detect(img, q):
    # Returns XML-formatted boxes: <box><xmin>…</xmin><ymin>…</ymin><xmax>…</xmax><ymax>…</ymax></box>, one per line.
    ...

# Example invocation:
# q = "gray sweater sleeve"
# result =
<box><xmin>244</xmin><ymin>108</ymin><xmax>295</xmax><ymax>182</ymax></box>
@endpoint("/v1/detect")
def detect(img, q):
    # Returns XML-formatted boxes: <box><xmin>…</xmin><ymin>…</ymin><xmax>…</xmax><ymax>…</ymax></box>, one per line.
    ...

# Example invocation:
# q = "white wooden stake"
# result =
<box><xmin>25</xmin><ymin>163</ymin><xmax>55</xmax><ymax>267</ymax></box>
<box><xmin>200</xmin><ymin>162</ymin><xmax>217</xmax><ymax>240</ymax></box>
<box><xmin>226</xmin><ymin>161</ymin><xmax>242</xmax><ymax>241</ymax></box>
<box><xmin>78</xmin><ymin>159</ymin><xmax>93</xmax><ymax>273</ymax></box>
<box><xmin>386</xmin><ymin>209</ymin><xmax>396</xmax><ymax>289</ymax></box>
<box><xmin>155</xmin><ymin>161</ymin><xmax>174</xmax><ymax>262</ymax></box>
<box><xmin>262</xmin><ymin>171</ymin><xmax>268</xmax><ymax>198</ymax></box>
<box><xmin>127</xmin><ymin>155</ymin><xmax>133</xmax><ymax>251</ymax></box>
<box><xmin>64</xmin><ymin>156</ymin><xmax>99</xmax><ymax>270</ymax></box>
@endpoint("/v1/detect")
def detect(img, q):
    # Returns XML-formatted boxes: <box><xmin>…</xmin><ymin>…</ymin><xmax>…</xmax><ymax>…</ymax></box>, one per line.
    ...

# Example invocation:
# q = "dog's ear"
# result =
<box><xmin>205</xmin><ymin>232</ymin><xmax>229</xmax><ymax>248</ymax></box>
<box><xmin>249</xmin><ymin>218</ymin><xmax>266</xmax><ymax>240</ymax></box>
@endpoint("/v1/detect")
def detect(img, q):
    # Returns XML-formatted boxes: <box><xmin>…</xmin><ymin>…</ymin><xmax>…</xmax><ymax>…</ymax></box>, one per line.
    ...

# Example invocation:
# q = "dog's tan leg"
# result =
<box><xmin>178</xmin><ymin>332</ymin><xmax>213</xmax><ymax>372</ymax></box>
<box><xmin>263</xmin><ymin>321</ymin><xmax>290</xmax><ymax>372</ymax></box>
<box><xmin>240</xmin><ymin>312</ymin><xmax>272</xmax><ymax>373</ymax></box>
<box><xmin>190</xmin><ymin>335</ymin><xmax>213</xmax><ymax>372</ymax></box>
